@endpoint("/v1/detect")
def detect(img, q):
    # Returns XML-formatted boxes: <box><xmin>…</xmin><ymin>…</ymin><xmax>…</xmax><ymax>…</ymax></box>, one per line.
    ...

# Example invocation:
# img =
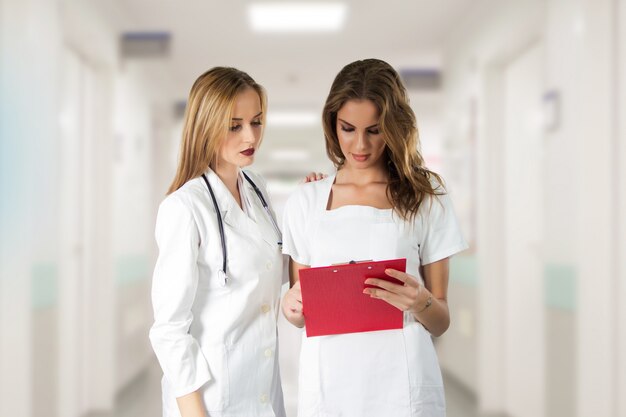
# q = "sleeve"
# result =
<box><xmin>148</xmin><ymin>195</ymin><xmax>211</xmax><ymax>397</ymax></box>
<box><xmin>418</xmin><ymin>191</ymin><xmax>469</xmax><ymax>265</ymax></box>
<box><xmin>281</xmin><ymin>189</ymin><xmax>311</xmax><ymax>266</ymax></box>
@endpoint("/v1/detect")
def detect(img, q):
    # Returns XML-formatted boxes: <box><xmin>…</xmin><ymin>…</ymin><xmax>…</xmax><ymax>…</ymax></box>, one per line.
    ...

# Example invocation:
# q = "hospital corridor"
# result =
<box><xmin>1</xmin><ymin>1</ymin><xmax>625</xmax><ymax>416</ymax></box>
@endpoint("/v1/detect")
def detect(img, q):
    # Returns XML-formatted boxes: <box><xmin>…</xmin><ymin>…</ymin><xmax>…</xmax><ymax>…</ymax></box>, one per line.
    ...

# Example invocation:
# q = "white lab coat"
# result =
<box><xmin>282</xmin><ymin>174</ymin><xmax>468</xmax><ymax>417</ymax></box>
<box><xmin>150</xmin><ymin>168</ymin><xmax>286</xmax><ymax>417</ymax></box>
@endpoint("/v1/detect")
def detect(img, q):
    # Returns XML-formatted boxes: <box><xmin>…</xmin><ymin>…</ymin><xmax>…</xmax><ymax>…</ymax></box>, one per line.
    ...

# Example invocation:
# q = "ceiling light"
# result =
<box><xmin>248</xmin><ymin>2</ymin><xmax>347</xmax><ymax>33</ymax></box>
<box><xmin>267</xmin><ymin>111</ymin><xmax>318</xmax><ymax>127</ymax></box>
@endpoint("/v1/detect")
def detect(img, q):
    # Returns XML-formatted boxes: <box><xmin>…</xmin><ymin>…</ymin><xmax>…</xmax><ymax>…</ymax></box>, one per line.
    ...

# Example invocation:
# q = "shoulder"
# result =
<box><xmin>158</xmin><ymin>176</ymin><xmax>207</xmax><ymax>216</ymax></box>
<box><xmin>417</xmin><ymin>175</ymin><xmax>451</xmax><ymax>219</ymax></box>
<box><xmin>285</xmin><ymin>174</ymin><xmax>333</xmax><ymax>212</ymax></box>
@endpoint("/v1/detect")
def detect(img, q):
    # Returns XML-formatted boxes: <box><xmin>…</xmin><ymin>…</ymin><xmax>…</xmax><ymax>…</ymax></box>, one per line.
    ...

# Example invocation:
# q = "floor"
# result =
<box><xmin>89</xmin><ymin>358</ymin><xmax>479</xmax><ymax>417</ymax></box>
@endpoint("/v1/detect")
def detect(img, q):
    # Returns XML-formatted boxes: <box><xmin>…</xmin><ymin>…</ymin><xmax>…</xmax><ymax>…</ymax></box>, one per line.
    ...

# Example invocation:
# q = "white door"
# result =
<box><xmin>58</xmin><ymin>47</ymin><xmax>86</xmax><ymax>417</ymax></box>
<box><xmin>618</xmin><ymin>2</ymin><xmax>626</xmax><ymax>414</ymax></box>
<box><xmin>58</xmin><ymin>47</ymin><xmax>115</xmax><ymax>417</ymax></box>
<box><xmin>502</xmin><ymin>42</ymin><xmax>545</xmax><ymax>417</ymax></box>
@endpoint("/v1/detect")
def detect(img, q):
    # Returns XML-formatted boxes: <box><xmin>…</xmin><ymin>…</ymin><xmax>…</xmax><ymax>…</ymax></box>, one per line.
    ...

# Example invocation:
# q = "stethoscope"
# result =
<box><xmin>201</xmin><ymin>171</ymin><xmax>282</xmax><ymax>286</ymax></box>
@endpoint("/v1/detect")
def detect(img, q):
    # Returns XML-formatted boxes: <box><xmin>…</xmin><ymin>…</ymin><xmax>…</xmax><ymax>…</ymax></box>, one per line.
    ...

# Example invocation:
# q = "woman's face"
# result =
<box><xmin>335</xmin><ymin>99</ymin><xmax>386</xmax><ymax>170</ymax></box>
<box><xmin>217</xmin><ymin>87</ymin><xmax>263</xmax><ymax>169</ymax></box>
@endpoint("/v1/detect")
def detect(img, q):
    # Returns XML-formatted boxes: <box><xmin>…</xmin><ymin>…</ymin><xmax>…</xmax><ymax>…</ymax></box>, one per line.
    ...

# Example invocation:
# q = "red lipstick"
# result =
<box><xmin>352</xmin><ymin>153</ymin><xmax>369</xmax><ymax>162</ymax></box>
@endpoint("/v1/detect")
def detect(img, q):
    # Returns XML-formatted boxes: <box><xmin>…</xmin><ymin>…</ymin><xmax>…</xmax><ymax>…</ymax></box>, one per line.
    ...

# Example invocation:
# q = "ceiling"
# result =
<box><xmin>87</xmin><ymin>0</ymin><xmax>483</xmax><ymax>181</ymax></box>
<box><xmin>97</xmin><ymin>0</ymin><xmax>477</xmax><ymax>106</ymax></box>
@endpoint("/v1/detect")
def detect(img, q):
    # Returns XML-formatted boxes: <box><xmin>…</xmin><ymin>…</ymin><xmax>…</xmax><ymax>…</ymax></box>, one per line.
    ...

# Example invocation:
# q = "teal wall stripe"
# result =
<box><xmin>450</xmin><ymin>255</ymin><xmax>478</xmax><ymax>286</ymax></box>
<box><xmin>544</xmin><ymin>263</ymin><xmax>577</xmax><ymax>311</ymax></box>
<box><xmin>32</xmin><ymin>262</ymin><xmax>58</xmax><ymax>309</ymax></box>
<box><xmin>116</xmin><ymin>255</ymin><xmax>150</xmax><ymax>286</ymax></box>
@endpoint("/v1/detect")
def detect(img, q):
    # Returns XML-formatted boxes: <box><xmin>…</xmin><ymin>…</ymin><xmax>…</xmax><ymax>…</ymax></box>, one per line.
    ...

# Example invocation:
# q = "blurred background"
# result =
<box><xmin>1</xmin><ymin>0</ymin><xmax>625</xmax><ymax>416</ymax></box>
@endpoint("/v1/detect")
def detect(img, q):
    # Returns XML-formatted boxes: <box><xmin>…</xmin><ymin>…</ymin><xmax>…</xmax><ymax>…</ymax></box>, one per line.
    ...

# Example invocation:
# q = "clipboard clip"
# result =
<box><xmin>331</xmin><ymin>259</ymin><xmax>374</xmax><ymax>272</ymax></box>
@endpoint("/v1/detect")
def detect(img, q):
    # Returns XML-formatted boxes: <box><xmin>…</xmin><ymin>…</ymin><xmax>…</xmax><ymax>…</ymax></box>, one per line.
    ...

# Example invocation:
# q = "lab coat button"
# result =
<box><xmin>264</xmin><ymin>348</ymin><xmax>272</xmax><ymax>358</ymax></box>
<box><xmin>265</xmin><ymin>261</ymin><xmax>273</xmax><ymax>270</ymax></box>
<box><xmin>261</xmin><ymin>304</ymin><xmax>270</xmax><ymax>313</ymax></box>
<box><xmin>260</xmin><ymin>393</ymin><xmax>268</xmax><ymax>404</ymax></box>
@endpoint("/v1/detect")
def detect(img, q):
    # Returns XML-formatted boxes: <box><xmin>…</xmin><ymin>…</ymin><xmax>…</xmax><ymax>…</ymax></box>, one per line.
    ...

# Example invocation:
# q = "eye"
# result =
<box><xmin>368</xmin><ymin>129</ymin><xmax>380</xmax><ymax>135</ymax></box>
<box><xmin>251</xmin><ymin>120</ymin><xmax>263</xmax><ymax>127</ymax></box>
<box><xmin>340</xmin><ymin>125</ymin><xmax>354</xmax><ymax>132</ymax></box>
<box><xmin>230</xmin><ymin>124</ymin><xmax>242</xmax><ymax>132</ymax></box>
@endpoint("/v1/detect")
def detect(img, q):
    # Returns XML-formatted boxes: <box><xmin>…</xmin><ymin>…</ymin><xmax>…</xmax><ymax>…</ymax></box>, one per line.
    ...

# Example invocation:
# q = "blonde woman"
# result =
<box><xmin>281</xmin><ymin>59</ymin><xmax>468</xmax><ymax>417</ymax></box>
<box><xmin>150</xmin><ymin>67</ymin><xmax>320</xmax><ymax>417</ymax></box>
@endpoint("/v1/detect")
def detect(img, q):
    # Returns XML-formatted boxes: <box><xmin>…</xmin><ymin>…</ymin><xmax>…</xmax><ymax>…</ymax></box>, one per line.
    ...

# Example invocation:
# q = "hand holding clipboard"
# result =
<box><xmin>297</xmin><ymin>258</ymin><xmax>407</xmax><ymax>337</ymax></box>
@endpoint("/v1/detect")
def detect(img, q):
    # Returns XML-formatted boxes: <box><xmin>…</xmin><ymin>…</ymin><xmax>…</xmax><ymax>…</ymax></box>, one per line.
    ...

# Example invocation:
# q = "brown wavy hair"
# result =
<box><xmin>167</xmin><ymin>67</ymin><xmax>266</xmax><ymax>194</ymax></box>
<box><xmin>322</xmin><ymin>58</ymin><xmax>444</xmax><ymax>222</ymax></box>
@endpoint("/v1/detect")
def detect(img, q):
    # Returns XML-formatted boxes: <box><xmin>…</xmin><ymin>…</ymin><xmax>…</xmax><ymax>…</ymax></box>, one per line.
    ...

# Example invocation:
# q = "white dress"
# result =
<box><xmin>150</xmin><ymin>169</ymin><xmax>286</xmax><ymax>417</ymax></box>
<box><xmin>281</xmin><ymin>174</ymin><xmax>468</xmax><ymax>417</ymax></box>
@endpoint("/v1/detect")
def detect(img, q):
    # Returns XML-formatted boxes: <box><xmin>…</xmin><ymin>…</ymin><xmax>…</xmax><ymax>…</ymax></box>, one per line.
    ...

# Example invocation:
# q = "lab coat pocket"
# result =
<box><xmin>403</xmin><ymin>323</ymin><xmax>445</xmax><ymax>415</ymax></box>
<box><xmin>196</xmin><ymin>262</ymin><xmax>231</xmax><ymax>291</ymax></box>
<box><xmin>404</xmin><ymin>323</ymin><xmax>443</xmax><ymax>386</ymax></box>
<box><xmin>200</xmin><ymin>345</ymin><xmax>230</xmax><ymax>412</ymax></box>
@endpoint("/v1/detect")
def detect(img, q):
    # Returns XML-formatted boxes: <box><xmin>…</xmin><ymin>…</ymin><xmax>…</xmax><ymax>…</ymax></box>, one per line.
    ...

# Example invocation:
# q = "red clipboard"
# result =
<box><xmin>299</xmin><ymin>258</ymin><xmax>406</xmax><ymax>337</ymax></box>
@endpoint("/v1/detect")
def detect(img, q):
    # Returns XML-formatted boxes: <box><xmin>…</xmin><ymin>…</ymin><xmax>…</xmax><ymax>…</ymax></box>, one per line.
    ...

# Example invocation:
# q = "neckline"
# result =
<box><xmin>204</xmin><ymin>167</ymin><xmax>254</xmax><ymax>218</ymax></box>
<box><xmin>322</xmin><ymin>173</ymin><xmax>394</xmax><ymax>213</ymax></box>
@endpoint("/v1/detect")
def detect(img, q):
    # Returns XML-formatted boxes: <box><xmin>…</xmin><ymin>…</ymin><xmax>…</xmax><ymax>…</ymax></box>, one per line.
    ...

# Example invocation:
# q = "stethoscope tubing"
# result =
<box><xmin>201</xmin><ymin>172</ymin><xmax>282</xmax><ymax>285</ymax></box>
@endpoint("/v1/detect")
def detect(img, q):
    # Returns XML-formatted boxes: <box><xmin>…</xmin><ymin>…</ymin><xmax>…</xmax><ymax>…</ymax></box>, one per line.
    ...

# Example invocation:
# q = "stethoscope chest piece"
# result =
<box><xmin>218</xmin><ymin>269</ymin><xmax>228</xmax><ymax>287</ymax></box>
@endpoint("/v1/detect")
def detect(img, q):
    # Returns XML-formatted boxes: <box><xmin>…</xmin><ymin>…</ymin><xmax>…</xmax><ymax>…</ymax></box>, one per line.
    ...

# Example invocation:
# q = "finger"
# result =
<box><xmin>366</xmin><ymin>286</ymin><xmax>414</xmax><ymax>305</ymax></box>
<box><xmin>364</xmin><ymin>288</ymin><xmax>409</xmax><ymax>311</ymax></box>
<box><xmin>364</xmin><ymin>278</ymin><xmax>404</xmax><ymax>294</ymax></box>
<box><xmin>288</xmin><ymin>301</ymin><xmax>302</xmax><ymax>313</ymax></box>
<box><xmin>384</xmin><ymin>269</ymin><xmax>419</xmax><ymax>287</ymax></box>
<box><xmin>288</xmin><ymin>291</ymin><xmax>302</xmax><ymax>303</ymax></box>
<box><xmin>283</xmin><ymin>301</ymin><xmax>301</xmax><ymax>315</ymax></box>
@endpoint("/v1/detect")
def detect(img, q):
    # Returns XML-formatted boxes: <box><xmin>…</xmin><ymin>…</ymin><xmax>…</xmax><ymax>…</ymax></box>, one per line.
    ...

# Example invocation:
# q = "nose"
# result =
<box><xmin>242</xmin><ymin>124</ymin><xmax>256</xmax><ymax>143</ymax></box>
<box><xmin>355</xmin><ymin>130</ymin><xmax>367</xmax><ymax>151</ymax></box>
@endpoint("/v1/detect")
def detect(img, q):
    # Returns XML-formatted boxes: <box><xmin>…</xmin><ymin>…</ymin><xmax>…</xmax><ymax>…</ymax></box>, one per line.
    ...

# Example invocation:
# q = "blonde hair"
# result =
<box><xmin>167</xmin><ymin>67</ymin><xmax>266</xmax><ymax>194</ymax></box>
<box><xmin>322</xmin><ymin>59</ymin><xmax>444</xmax><ymax>221</ymax></box>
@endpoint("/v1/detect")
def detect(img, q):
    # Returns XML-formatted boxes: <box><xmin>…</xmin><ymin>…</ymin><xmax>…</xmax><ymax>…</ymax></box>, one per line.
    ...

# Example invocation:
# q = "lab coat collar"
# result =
<box><xmin>241</xmin><ymin>172</ymin><xmax>280</xmax><ymax>249</ymax></box>
<box><xmin>202</xmin><ymin>168</ymin><xmax>276</xmax><ymax>250</ymax></box>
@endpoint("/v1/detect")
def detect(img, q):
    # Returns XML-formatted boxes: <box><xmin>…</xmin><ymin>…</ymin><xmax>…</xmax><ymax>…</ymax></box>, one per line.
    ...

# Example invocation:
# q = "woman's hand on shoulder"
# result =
<box><xmin>302</xmin><ymin>172</ymin><xmax>327</xmax><ymax>183</ymax></box>
<box><xmin>282</xmin><ymin>281</ymin><xmax>305</xmax><ymax>328</ymax></box>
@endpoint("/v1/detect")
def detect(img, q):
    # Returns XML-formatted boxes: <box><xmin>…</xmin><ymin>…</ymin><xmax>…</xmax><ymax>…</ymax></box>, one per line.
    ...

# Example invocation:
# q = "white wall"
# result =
<box><xmin>0</xmin><ymin>1</ymin><xmax>176</xmax><ymax>415</ymax></box>
<box><xmin>441</xmin><ymin>2</ymin><xmax>546</xmax><ymax>411</ymax></box>
<box><xmin>618</xmin><ymin>2</ymin><xmax>626</xmax><ymax>415</ymax></box>
<box><xmin>542</xmin><ymin>1</ymin><xmax>585</xmax><ymax>416</ymax></box>
<box><xmin>442</xmin><ymin>1</ymin><xmax>624</xmax><ymax>416</ymax></box>
<box><xmin>0</xmin><ymin>0</ymin><xmax>62</xmax><ymax>415</ymax></box>
<box><xmin>112</xmin><ymin>61</ymin><xmax>161</xmax><ymax>391</ymax></box>
<box><xmin>576</xmin><ymin>1</ymin><xmax>621</xmax><ymax>416</ymax></box>
<box><xmin>60</xmin><ymin>0</ymin><xmax>176</xmax><ymax>401</ymax></box>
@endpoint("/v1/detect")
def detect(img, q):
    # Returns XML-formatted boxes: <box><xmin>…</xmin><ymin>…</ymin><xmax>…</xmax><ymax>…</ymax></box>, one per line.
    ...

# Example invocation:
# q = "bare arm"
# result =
<box><xmin>413</xmin><ymin>259</ymin><xmax>450</xmax><ymax>336</ymax></box>
<box><xmin>281</xmin><ymin>258</ymin><xmax>309</xmax><ymax>328</ymax></box>
<box><xmin>176</xmin><ymin>390</ymin><xmax>207</xmax><ymax>417</ymax></box>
